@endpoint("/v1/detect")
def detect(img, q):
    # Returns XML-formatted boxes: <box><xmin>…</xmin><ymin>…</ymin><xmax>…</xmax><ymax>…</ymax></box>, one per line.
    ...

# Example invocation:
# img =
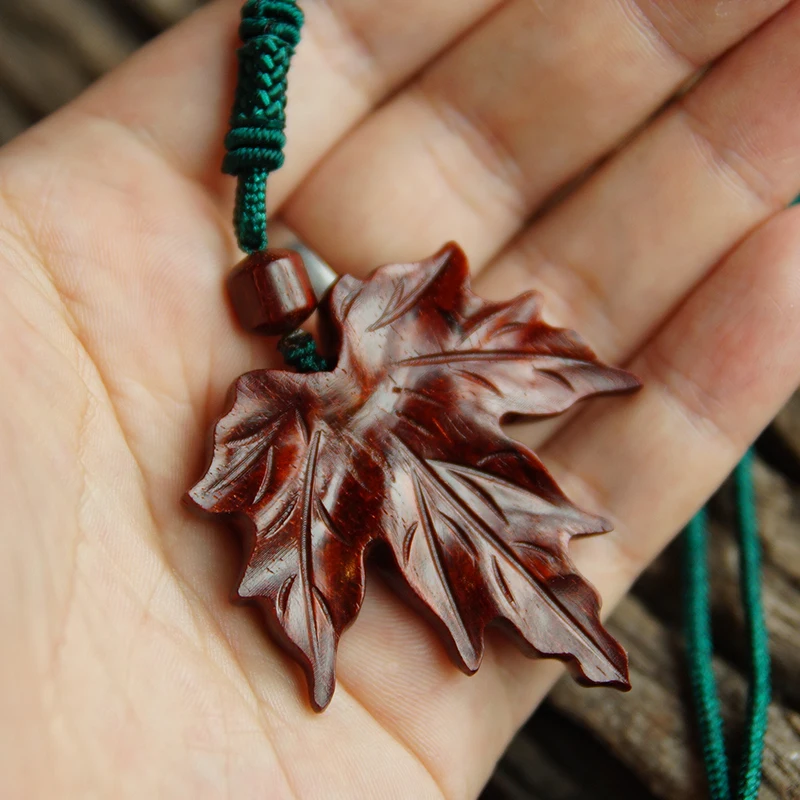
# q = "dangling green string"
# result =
<box><xmin>224</xmin><ymin>1</ymin><xmax>332</xmax><ymax>373</ymax></box>
<box><xmin>683</xmin><ymin>449</ymin><xmax>771</xmax><ymax>800</ymax></box>
<box><xmin>223</xmin><ymin>0</ymin><xmax>304</xmax><ymax>254</ymax></box>
<box><xmin>734</xmin><ymin>451</ymin><xmax>771</xmax><ymax>798</ymax></box>
<box><xmin>683</xmin><ymin>507</ymin><xmax>731</xmax><ymax>799</ymax></box>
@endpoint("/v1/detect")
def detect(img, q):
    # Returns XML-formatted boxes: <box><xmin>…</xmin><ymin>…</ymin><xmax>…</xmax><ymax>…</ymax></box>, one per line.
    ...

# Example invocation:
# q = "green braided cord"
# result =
<box><xmin>223</xmin><ymin>0</ymin><xmax>304</xmax><ymax>253</ymax></box>
<box><xmin>683</xmin><ymin>197</ymin><xmax>798</xmax><ymax>795</ymax></box>
<box><xmin>684</xmin><ymin>449</ymin><xmax>771</xmax><ymax>800</ymax></box>
<box><xmin>684</xmin><ymin>507</ymin><xmax>732</xmax><ymax>800</ymax></box>
<box><xmin>733</xmin><ymin>451</ymin><xmax>771</xmax><ymax>799</ymax></box>
<box><xmin>278</xmin><ymin>330</ymin><xmax>334</xmax><ymax>373</ymax></box>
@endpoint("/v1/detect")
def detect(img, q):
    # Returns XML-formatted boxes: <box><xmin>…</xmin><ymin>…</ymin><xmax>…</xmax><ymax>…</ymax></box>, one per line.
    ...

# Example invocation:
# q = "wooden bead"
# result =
<box><xmin>227</xmin><ymin>249</ymin><xmax>317</xmax><ymax>336</ymax></box>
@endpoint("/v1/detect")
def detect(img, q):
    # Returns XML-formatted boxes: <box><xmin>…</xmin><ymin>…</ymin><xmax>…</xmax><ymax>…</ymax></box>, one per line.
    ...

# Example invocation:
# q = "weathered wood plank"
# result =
<box><xmin>482</xmin><ymin>734</ymin><xmax>586</xmax><ymax>800</ymax></box>
<box><xmin>0</xmin><ymin>11</ymin><xmax>89</xmax><ymax>118</ymax></box>
<box><xmin>0</xmin><ymin>89</ymin><xmax>32</xmax><ymax>145</ymax></box>
<box><xmin>774</xmin><ymin>392</ymin><xmax>800</xmax><ymax>464</ymax></box>
<box><xmin>754</xmin><ymin>454</ymin><xmax>800</xmax><ymax>585</ymax></box>
<box><xmin>549</xmin><ymin>597</ymin><xmax>800</xmax><ymax>799</ymax></box>
<box><xmin>638</xmin><ymin>459</ymin><xmax>800</xmax><ymax>712</ymax></box>
<box><xmin>4</xmin><ymin>0</ymin><xmax>139</xmax><ymax>77</ymax></box>
<box><xmin>125</xmin><ymin>0</ymin><xmax>204</xmax><ymax>28</ymax></box>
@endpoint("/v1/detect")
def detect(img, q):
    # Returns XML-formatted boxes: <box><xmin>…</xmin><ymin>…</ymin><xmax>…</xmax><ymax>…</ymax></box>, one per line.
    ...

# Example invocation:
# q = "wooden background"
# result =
<box><xmin>1</xmin><ymin>2</ymin><xmax>799</xmax><ymax>798</ymax></box>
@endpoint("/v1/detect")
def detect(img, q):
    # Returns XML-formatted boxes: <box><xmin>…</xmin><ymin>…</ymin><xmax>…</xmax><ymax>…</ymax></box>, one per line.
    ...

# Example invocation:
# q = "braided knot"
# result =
<box><xmin>223</xmin><ymin>0</ymin><xmax>304</xmax><ymax>177</ymax></box>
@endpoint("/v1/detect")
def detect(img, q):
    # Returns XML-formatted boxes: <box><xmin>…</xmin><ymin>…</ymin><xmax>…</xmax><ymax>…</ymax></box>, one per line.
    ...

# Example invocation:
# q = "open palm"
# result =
<box><xmin>2</xmin><ymin>1</ymin><xmax>800</xmax><ymax>797</ymax></box>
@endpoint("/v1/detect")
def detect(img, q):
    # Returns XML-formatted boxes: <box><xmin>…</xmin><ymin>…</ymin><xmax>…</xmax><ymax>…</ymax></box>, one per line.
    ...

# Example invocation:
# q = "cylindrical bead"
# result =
<box><xmin>227</xmin><ymin>249</ymin><xmax>317</xmax><ymax>336</ymax></box>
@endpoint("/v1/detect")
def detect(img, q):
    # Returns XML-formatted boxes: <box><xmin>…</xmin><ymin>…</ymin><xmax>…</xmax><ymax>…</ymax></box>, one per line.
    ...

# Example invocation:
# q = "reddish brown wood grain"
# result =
<box><xmin>227</xmin><ymin>249</ymin><xmax>317</xmax><ymax>336</ymax></box>
<box><xmin>189</xmin><ymin>243</ymin><xmax>641</xmax><ymax>711</ymax></box>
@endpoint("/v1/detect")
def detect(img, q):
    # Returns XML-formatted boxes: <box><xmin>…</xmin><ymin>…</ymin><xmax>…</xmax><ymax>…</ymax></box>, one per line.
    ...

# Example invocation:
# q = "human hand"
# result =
<box><xmin>2</xmin><ymin>1</ymin><xmax>800</xmax><ymax>797</ymax></box>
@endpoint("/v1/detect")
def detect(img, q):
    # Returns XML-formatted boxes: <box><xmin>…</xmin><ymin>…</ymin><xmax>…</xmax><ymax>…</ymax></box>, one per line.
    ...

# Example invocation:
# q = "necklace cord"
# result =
<box><xmin>733</xmin><ymin>452</ymin><xmax>771</xmax><ymax>799</ymax></box>
<box><xmin>223</xmin><ymin>0</ymin><xmax>304</xmax><ymax>253</ymax></box>
<box><xmin>683</xmin><ymin>449</ymin><xmax>771</xmax><ymax>800</ymax></box>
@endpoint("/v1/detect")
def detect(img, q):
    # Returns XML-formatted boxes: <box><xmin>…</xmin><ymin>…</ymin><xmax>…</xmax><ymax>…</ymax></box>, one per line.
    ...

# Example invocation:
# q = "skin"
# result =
<box><xmin>1</xmin><ymin>0</ymin><xmax>800</xmax><ymax>797</ymax></box>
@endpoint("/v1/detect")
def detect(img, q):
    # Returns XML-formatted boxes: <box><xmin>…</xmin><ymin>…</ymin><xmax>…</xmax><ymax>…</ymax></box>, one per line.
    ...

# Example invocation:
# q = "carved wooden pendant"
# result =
<box><xmin>188</xmin><ymin>243</ymin><xmax>641</xmax><ymax>711</ymax></box>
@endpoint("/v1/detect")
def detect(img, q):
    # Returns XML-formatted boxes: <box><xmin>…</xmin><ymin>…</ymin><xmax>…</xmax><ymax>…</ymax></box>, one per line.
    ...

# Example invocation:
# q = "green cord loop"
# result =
<box><xmin>683</xmin><ymin>449</ymin><xmax>771</xmax><ymax>800</ymax></box>
<box><xmin>224</xmin><ymin>0</ymin><xmax>304</xmax><ymax>253</ymax></box>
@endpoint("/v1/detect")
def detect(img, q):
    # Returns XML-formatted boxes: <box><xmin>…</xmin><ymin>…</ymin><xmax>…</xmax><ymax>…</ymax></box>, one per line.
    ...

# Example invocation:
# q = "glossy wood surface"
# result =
<box><xmin>190</xmin><ymin>243</ymin><xmax>641</xmax><ymax>710</ymax></box>
<box><xmin>227</xmin><ymin>248</ymin><xmax>317</xmax><ymax>336</ymax></box>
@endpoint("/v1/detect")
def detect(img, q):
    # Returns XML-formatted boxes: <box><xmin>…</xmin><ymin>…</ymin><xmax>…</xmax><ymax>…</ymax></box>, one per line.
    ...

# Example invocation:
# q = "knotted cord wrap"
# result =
<box><xmin>278</xmin><ymin>330</ymin><xmax>334</xmax><ymax>373</ymax></box>
<box><xmin>224</xmin><ymin>0</ymin><xmax>304</xmax><ymax>253</ymax></box>
<box><xmin>683</xmin><ymin>449</ymin><xmax>771</xmax><ymax>800</ymax></box>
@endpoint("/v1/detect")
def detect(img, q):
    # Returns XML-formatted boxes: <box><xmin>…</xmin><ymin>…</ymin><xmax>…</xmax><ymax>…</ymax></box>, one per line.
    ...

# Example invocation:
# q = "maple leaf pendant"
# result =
<box><xmin>188</xmin><ymin>243</ymin><xmax>641</xmax><ymax>711</ymax></box>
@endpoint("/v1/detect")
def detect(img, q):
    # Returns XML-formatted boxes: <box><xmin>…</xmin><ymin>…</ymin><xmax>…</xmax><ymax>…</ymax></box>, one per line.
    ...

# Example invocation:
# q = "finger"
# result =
<box><xmin>333</xmin><ymin>205</ymin><xmax>800</xmax><ymax>796</ymax></box>
<box><xmin>279</xmin><ymin>0</ymin><xmax>791</xmax><ymax>275</ymax></box>
<box><xmin>63</xmin><ymin>0</ymin><xmax>502</xmax><ymax>199</ymax></box>
<box><xmin>523</xmin><ymin>206</ymin><xmax>800</xmax><ymax>710</ymax></box>
<box><xmin>0</xmin><ymin>0</ymin><xmax>502</xmax><ymax>514</ymax></box>
<box><xmin>477</xmin><ymin>0</ymin><xmax>800</xmax><ymax>366</ymax></box>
